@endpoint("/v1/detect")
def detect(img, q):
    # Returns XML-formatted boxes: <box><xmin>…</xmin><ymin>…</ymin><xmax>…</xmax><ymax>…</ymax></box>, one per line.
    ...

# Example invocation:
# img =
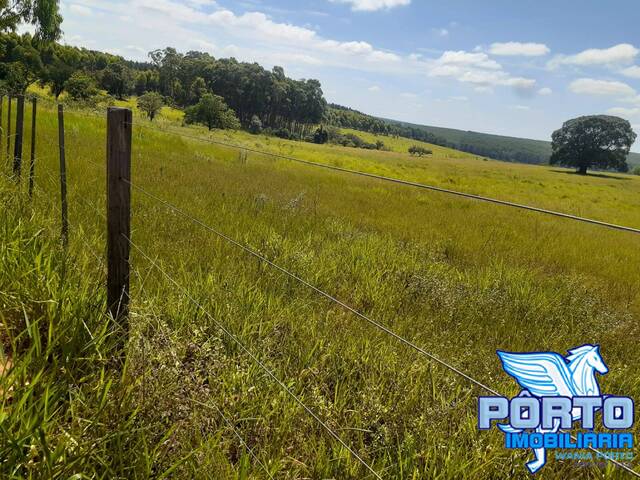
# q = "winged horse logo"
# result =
<box><xmin>496</xmin><ymin>344</ymin><xmax>609</xmax><ymax>473</ymax></box>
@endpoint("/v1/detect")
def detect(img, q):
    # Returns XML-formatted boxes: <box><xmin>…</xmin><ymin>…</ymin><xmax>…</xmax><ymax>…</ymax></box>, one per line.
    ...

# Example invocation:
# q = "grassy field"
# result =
<box><xmin>1</xmin><ymin>96</ymin><xmax>639</xmax><ymax>479</ymax></box>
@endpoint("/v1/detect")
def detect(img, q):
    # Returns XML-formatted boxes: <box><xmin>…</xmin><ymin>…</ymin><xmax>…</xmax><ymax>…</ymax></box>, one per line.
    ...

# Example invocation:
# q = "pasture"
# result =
<box><xmin>1</xmin><ymin>97</ymin><xmax>639</xmax><ymax>479</ymax></box>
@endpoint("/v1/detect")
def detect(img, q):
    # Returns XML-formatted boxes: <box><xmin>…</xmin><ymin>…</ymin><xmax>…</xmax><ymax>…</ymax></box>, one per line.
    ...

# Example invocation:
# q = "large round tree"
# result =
<box><xmin>550</xmin><ymin>115</ymin><xmax>636</xmax><ymax>174</ymax></box>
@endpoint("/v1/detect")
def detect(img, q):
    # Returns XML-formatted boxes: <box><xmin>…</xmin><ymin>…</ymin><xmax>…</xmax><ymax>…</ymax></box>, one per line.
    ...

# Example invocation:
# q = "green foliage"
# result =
<box><xmin>632</xmin><ymin>166</ymin><xmax>640</xmax><ymax>176</ymax></box>
<box><xmin>100</xmin><ymin>62</ymin><xmax>134</xmax><ymax>99</ymax></box>
<box><xmin>325</xmin><ymin>127</ymin><xmax>380</xmax><ymax>150</ymax></box>
<box><xmin>63</xmin><ymin>71</ymin><xmax>97</xmax><ymax>100</ymax></box>
<box><xmin>0</xmin><ymin>0</ymin><xmax>62</xmax><ymax>41</ymax></box>
<box><xmin>249</xmin><ymin>114</ymin><xmax>262</xmax><ymax>134</ymax></box>
<box><xmin>551</xmin><ymin>115</ymin><xmax>637</xmax><ymax>174</ymax></box>
<box><xmin>326</xmin><ymin>104</ymin><xmax>447</xmax><ymax>147</ymax></box>
<box><xmin>149</xmin><ymin>48</ymin><xmax>326</xmax><ymax>131</ymax></box>
<box><xmin>184</xmin><ymin>93</ymin><xmax>240</xmax><ymax>130</ymax></box>
<box><xmin>0</xmin><ymin>32</ymin><xmax>44</xmax><ymax>93</ymax></box>
<box><xmin>313</xmin><ymin>125</ymin><xmax>328</xmax><ymax>144</ymax></box>
<box><xmin>189</xmin><ymin>76</ymin><xmax>207</xmax><ymax>104</ymax></box>
<box><xmin>4</xmin><ymin>103</ymin><xmax>640</xmax><ymax>478</ymax></box>
<box><xmin>134</xmin><ymin>69</ymin><xmax>159</xmax><ymax>96</ymax></box>
<box><xmin>2</xmin><ymin>103</ymin><xmax>640</xmax><ymax>478</ymax></box>
<box><xmin>137</xmin><ymin>91</ymin><xmax>164</xmax><ymax>121</ymax></box>
<box><xmin>408</xmin><ymin>145</ymin><xmax>432</xmax><ymax>156</ymax></box>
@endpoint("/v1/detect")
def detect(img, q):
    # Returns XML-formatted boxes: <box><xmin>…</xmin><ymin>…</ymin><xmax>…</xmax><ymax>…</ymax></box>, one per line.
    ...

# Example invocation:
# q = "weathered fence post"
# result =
<box><xmin>13</xmin><ymin>95</ymin><xmax>24</xmax><ymax>179</ymax></box>
<box><xmin>6</xmin><ymin>96</ymin><xmax>11</xmax><ymax>163</ymax></box>
<box><xmin>58</xmin><ymin>104</ymin><xmax>69</xmax><ymax>246</ymax></box>
<box><xmin>28</xmin><ymin>97</ymin><xmax>36</xmax><ymax>197</ymax></box>
<box><xmin>106</xmin><ymin>107</ymin><xmax>132</xmax><ymax>328</ymax></box>
<box><xmin>0</xmin><ymin>96</ymin><xmax>4</xmax><ymax>160</ymax></box>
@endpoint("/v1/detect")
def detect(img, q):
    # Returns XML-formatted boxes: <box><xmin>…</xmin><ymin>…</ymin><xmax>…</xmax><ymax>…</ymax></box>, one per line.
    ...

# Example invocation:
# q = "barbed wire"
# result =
<box><xmin>186</xmin><ymin>396</ymin><xmax>275</xmax><ymax>479</ymax></box>
<box><xmin>127</xmin><ymin>121</ymin><xmax>640</xmax><ymax>236</ymax></box>
<box><xmin>123</xmin><ymin>178</ymin><xmax>640</xmax><ymax>477</ymax></box>
<box><xmin>124</xmin><ymin>233</ymin><xmax>383</xmax><ymax>479</ymax></box>
<box><xmin>124</xmin><ymin>177</ymin><xmax>502</xmax><ymax>396</ymax></box>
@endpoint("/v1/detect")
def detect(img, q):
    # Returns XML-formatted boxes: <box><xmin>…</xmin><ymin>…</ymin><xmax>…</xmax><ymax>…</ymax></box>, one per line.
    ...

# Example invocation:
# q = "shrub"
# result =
<box><xmin>408</xmin><ymin>145</ymin><xmax>432</xmax><ymax>157</ymax></box>
<box><xmin>249</xmin><ymin>115</ymin><xmax>263</xmax><ymax>134</ymax></box>
<box><xmin>137</xmin><ymin>91</ymin><xmax>164</xmax><ymax>121</ymax></box>
<box><xmin>184</xmin><ymin>93</ymin><xmax>240</xmax><ymax>130</ymax></box>
<box><xmin>64</xmin><ymin>72</ymin><xmax>97</xmax><ymax>100</ymax></box>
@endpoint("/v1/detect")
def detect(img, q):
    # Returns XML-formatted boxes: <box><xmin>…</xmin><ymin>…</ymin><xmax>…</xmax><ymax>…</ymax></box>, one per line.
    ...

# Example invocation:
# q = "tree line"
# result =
<box><xmin>0</xmin><ymin>33</ymin><xmax>326</xmax><ymax>134</ymax></box>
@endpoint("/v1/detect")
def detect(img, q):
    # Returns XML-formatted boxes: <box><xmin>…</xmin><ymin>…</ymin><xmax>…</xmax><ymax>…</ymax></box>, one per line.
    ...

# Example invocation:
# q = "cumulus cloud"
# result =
<box><xmin>69</xmin><ymin>3</ymin><xmax>93</xmax><ymax>16</ymax></box>
<box><xmin>569</xmin><ymin>78</ymin><xmax>636</xmax><ymax>97</ymax></box>
<box><xmin>427</xmin><ymin>50</ymin><xmax>536</xmax><ymax>93</ymax></box>
<box><xmin>538</xmin><ymin>87</ymin><xmax>552</xmax><ymax>95</ymax></box>
<box><xmin>63</xmin><ymin>0</ymin><xmax>537</xmax><ymax>96</ymax></box>
<box><xmin>606</xmin><ymin>107</ymin><xmax>640</xmax><ymax>118</ymax></box>
<box><xmin>549</xmin><ymin>43</ymin><xmax>639</xmax><ymax>69</ymax></box>
<box><xmin>489</xmin><ymin>42</ymin><xmax>550</xmax><ymax>57</ymax></box>
<box><xmin>330</xmin><ymin>0</ymin><xmax>410</xmax><ymax>11</ymax></box>
<box><xmin>621</xmin><ymin>66</ymin><xmax>640</xmax><ymax>79</ymax></box>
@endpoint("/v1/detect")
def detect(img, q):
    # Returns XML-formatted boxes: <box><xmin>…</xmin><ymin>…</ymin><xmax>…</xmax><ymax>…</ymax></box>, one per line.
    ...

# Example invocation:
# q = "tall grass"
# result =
<box><xmin>0</xmin><ymin>97</ymin><xmax>638</xmax><ymax>478</ymax></box>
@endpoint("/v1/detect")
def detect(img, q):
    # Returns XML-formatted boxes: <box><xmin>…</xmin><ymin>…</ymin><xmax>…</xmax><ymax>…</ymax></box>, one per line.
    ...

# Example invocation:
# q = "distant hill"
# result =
<box><xmin>384</xmin><ymin>119</ymin><xmax>640</xmax><ymax>168</ymax></box>
<box><xmin>326</xmin><ymin>104</ymin><xmax>640</xmax><ymax>168</ymax></box>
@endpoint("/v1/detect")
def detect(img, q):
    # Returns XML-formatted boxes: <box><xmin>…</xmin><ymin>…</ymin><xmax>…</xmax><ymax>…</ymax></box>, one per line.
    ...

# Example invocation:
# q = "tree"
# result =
<box><xmin>64</xmin><ymin>71</ymin><xmax>96</xmax><ymax>100</ymax></box>
<box><xmin>551</xmin><ymin>115</ymin><xmax>637</xmax><ymax>174</ymax></box>
<box><xmin>189</xmin><ymin>76</ymin><xmax>207</xmax><ymax>104</ymax></box>
<box><xmin>313</xmin><ymin>125</ymin><xmax>328</xmax><ymax>144</ymax></box>
<box><xmin>408</xmin><ymin>145</ymin><xmax>432</xmax><ymax>157</ymax></box>
<box><xmin>249</xmin><ymin>114</ymin><xmax>262</xmax><ymax>134</ymax></box>
<box><xmin>100</xmin><ymin>62</ymin><xmax>133</xmax><ymax>99</ymax></box>
<box><xmin>137</xmin><ymin>91</ymin><xmax>164</xmax><ymax>121</ymax></box>
<box><xmin>0</xmin><ymin>0</ymin><xmax>62</xmax><ymax>42</ymax></box>
<box><xmin>184</xmin><ymin>93</ymin><xmax>240</xmax><ymax>130</ymax></box>
<box><xmin>0</xmin><ymin>33</ymin><xmax>44</xmax><ymax>93</ymax></box>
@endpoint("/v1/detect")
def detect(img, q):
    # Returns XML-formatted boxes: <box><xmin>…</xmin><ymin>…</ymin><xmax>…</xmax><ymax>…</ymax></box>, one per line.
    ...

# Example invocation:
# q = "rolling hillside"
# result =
<box><xmin>385</xmin><ymin>118</ymin><xmax>640</xmax><ymax>168</ymax></box>
<box><xmin>2</xmin><ymin>98</ymin><xmax>640</xmax><ymax>478</ymax></box>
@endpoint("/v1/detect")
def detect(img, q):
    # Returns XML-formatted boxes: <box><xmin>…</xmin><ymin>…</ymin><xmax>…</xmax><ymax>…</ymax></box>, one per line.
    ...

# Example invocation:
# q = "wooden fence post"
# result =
<box><xmin>106</xmin><ymin>107</ymin><xmax>132</xmax><ymax>327</ymax></box>
<box><xmin>28</xmin><ymin>97</ymin><xmax>36</xmax><ymax>197</ymax></box>
<box><xmin>58</xmin><ymin>104</ymin><xmax>69</xmax><ymax>246</ymax></box>
<box><xmin>0</xmin><ymin>96</ymin><xmax>4</xmax><ymax>160</ymax></box>
<box><xmin>6</xmin><ymin>96</ymin><xmax>11</xmax><ymax>163</ymax></box>
<box><xmin>13</xmin><ymin>95</ymin><xmax>24</xmax><ymax>179</ymax></box>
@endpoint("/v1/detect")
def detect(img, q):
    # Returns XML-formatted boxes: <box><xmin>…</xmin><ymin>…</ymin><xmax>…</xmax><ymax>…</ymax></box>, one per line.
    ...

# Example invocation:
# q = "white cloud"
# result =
<box><xmin>474</xmin><ymin>86</ymin><xmax>493</xmax><ymax>93</ymax></box>
<box><xmin>368</xmin><ymin>85</ymin><xmax>381</xmax><ymax>92</ymax></box>
<box><xmin>569</xmin><ymin>78</ymin><xmax>636</xmax><ymax>97</ymax></box>
<box><xmin>427</xmin><ymin>50</ymin><xmax>536</xmax><ymax>93</ymax></box>
<box><xmin>538</xmin><ymin>87</ymin><xmax>552</xmax><ymax>95</ymax></box>
<box><xmin>331</xmin><ymin>0</ymin><xmax>410</xmax><ymax>11</ymax></box>
<box><xmin>549</xmin><ymin>43</ymin><xmax>639</xmax><ymax>69</ymax></box>
<box><xmin>433</xmin><ymin>28</ymin><xmax>449</xmax><ymax>37</ymax></box>
<box><xmin>69</xmin><ymin>3</ymin><xmax>92</xmax><ymax>16</ymax></box>
<box><xmin>489</xmin><ymin>42</ymin><xmax>550</xmax><ymax>57</ymax></box>
<box><xmin>607</xmin><ymin>107</ymin><xmax>640</xmax><ymax>118</ymax></box>
<box><xmin>432</xmin><ymin>50</ymin><xmax>502</xmax><ymax>70</ymax></box>
<box><xmin>621</xmin><ymin>66</ymin><xmax>640</xmax><ymax>79</ymax></box>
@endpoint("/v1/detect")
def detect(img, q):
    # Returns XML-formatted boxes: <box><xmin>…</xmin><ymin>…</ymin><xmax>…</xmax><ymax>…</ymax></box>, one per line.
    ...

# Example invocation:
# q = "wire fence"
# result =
<box><xmin>1</xmin><ymin>97</ymin><xmax>638</xmax><ymax>478</ymax></box>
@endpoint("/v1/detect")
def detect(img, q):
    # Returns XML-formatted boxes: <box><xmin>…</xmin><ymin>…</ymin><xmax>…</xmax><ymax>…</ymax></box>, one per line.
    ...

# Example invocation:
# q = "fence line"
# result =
<box><xmin>129</xmin><ymin>122</ymin><xmax>640</xmax><ymax>236</ymax></box>
<box><xmin>124</xmin><ymin>176</ymin><xmax>503</xmax><ymax>396</ymax></box>
<box><xmin>186</xmin><ymin>396</ymin><xmax>275</xmax><ymax>479</ymax></box>
<box><xmin>2</xmin><ymin>105</ymin><xmax>639</xmax><ymax>477</ymax></box>
<box><xmin>124</xmin><ymin>233</ymin><xmax>383</xmax><ymax>479</ymax></box>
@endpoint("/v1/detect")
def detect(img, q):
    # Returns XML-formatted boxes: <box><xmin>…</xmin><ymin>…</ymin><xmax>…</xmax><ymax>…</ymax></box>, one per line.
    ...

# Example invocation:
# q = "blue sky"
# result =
<box><xmin>52</xmin><ymin>0</ymin><xmax>640</xmax><ymax>149</ymax></box>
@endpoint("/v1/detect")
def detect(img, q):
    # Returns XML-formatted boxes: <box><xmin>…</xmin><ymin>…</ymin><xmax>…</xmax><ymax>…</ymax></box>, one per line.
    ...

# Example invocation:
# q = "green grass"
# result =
<box><xmin>1</xmin><ymin>97</ymin><xmax>639</xmax><ymax>478</ymax></box>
